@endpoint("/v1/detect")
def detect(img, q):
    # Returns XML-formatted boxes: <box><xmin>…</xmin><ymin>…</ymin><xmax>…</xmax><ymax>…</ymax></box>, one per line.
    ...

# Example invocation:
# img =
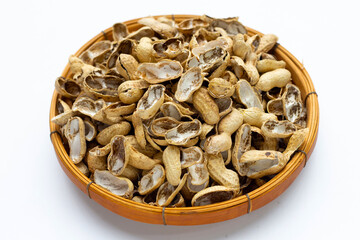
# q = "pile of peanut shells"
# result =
<box><xmin>52</xmin><ymin>15</ymin><xmax>308</xmax><ymax>207</ymax></box>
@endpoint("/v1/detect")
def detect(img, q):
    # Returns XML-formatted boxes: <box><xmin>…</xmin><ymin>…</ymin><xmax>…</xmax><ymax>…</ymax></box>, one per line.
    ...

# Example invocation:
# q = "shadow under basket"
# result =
<box><xmin>49</xmin><ymin>15</ymin><xmax>319</xmax><ymax>226</ymax></box>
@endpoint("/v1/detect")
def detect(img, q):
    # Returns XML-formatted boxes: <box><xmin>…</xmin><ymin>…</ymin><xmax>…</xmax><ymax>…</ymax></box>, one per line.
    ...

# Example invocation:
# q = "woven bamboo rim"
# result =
<box><xmin>49</xmin><ymin>15</ymin><xmax>319</xmax><ymax>225</ymax></box>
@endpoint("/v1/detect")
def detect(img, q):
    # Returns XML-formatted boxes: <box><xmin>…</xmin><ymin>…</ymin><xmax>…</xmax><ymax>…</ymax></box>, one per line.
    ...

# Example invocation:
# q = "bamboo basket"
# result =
<box><xmin>49</xmin><ymin>15</ymin><xmax>319</xmax><ymax>225</ymax></box>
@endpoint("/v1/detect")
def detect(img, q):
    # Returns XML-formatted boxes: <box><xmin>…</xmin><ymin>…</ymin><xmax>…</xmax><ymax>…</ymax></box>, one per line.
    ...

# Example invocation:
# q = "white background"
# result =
<box><xmin>0</xmin><ymin>0</ymin><xmax>358</xmax><ymax>239</ymax></box>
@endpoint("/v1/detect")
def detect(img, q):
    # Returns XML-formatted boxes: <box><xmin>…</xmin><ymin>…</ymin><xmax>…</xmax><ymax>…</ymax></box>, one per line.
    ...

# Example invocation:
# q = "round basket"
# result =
<box><xmin>49</xmin><ymin>15</ymin><xmax>319</xmax><ymax>225</ymax></box>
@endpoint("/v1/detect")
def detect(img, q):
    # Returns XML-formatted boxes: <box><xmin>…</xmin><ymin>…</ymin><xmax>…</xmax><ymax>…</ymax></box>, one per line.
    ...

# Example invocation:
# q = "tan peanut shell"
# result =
<box><xmin>283</xmin><ymin>128</ymin><xmax>309</xmax><ymax>160</ymax></box>
<box><xmin>192</xmin><ymin>87</ymin><xmax>220</xmax><ymax>125</ymax></box>
<box><xmin>174</xmin><ymin>48</ymin><xmax>191</xmax><ymax>68</ymax></box>
<box><xmin>236</xmin><ymin>80</ymin><xmax>263</xmax><ymax>111</ymax></box>
<box><xmin>187</xmin><ymin>47</ymin><xmax>226</xmax><ymax>73</ymax></box>
<box><xmin>72</xmin><ymin>97</ymin><xmax>106</xmax><ymax>122</ymax></box>
<box><xmin>163</xmin><ymin>145</ymin><xmax>182</xmax><ymax>186</ymax></box>
<box><xmin>256</xmin><ymin>59</ymin><xmax>286</xmax><ymax>73</ymax></box>
<box><xmin>267</xmin><ymin>98</ymin><xmax>284</xmax><ymax>115</ymax></box>
<box><xmin>94</xmin><ymin>170</ymin><xmax>133</xmax><ymax>199</ymax></box>
<box><xmin>68</xmin><ymin>55</ymin><xmax>102</xmax><ymax>84</ymax></box>
<box><xmin>241</xmin><ymin>107</ymin><xmax>277</xmax><ymax>128</ymax></box>
<box><xmin>189</xmin><ymin>27</ymin><xmax>216</xmax><ymax>48</ymax></box>
<box><xmin>244</xmin><ymin>52</ymin><xmax>260</xmax><ymax>85</ymax></box>
<box><xmin>231</xmin><ymin>55</ymin><xmax>259</xmax><ymax>85</ymax></box>
<box><xmin>134</xmin><ymin>37</ymin><xmax>154</xmax><ymax>62</ymax></box>
<box><xmin>258</xmin><ymin>52</ymin><xmax>276</xmax><ymax>60</ymax></box>
<box><xmin>55</xmin><ymin>77</ymin><xmax>81</xmax><ymax>99</ymax></box>
<box><xmin>51</xmin><ymin>99</ymin><xmax>74</xmax><ymax>126</ymax></box>
<box><xmin>188</xmin><ymin>159</ymin><xmax>209</xmax><ymax>186</ymax></box>
<box><xmin>84</xmin><ymin>119</ymin><xmax>97</xmax><ymax>141</ymax></box>
<box><xmin>261</xmin><ymin>119</ymin><xmax>297</xmax><ymax>138</ymax></box>
<box><xmin>282</xmin><ymin>83</ymin><xmax>307</xmax><ymax>127</ymax></box>
<box><xmin>136</xmin><ymin>84</ymin><xmax>165</xmax><ymax>119</ymax></box>
<box><xmin>151</xmin><ymin>117</ymin><xmax>180</xmax><ymax>137</ymax></box>
<box><xmin>256</xmin><ymin>34</ymin><xmax>278</xmax><ymax>54</ymax></box>
<box><xmin>113</xmin><ymin>22</ymin><xmax>129</xmax><ymax>41</ymax></box>
<box><xmin>218</xmin><ymin>108</ymin><xmax>243</xmax><ymax>134</ymax></box>
<box><xmin>208</xmin><ymin>77</ymin><xmax>235</xmax><ymax>98</ymax></box>
<box><xmin>79</xmin><ymin>40</ymin><xmax>112</xmax><ymax>65</ymax></box>
<box><xmin>208</xmin><ymin>50</ymin><xmax>231</xmax><ymax>80</ymax></box>
<box><xmin>127</xmin><ymin>27</ymin><xmax>154</xmax><ymax>41</ymax></box>
<box><xmin>137</xmin><ymin>60</ymin><xmax>183</xmax><ymax>84</ymax></box>
<box><xmin>233</xmin><ymin>34</ymin><xmax>250</xmax><ymax>60</ymax></box>
<box><xmin>132</xmin><ymin>111</ymin><xmax>147</xmax><ymax>149</ymax></box>
<box><xmin>86</xmin><ymin>144</ymin><xmax>111</xmax><ymax>173</ymax></box>
<box><xmin>106</xmin><ymin>39</ymin><xmax>135</xmax><ymax>69</ymax></box>
<box><xmin>204</xmin><ymin>132</ymin><xmax>232</xmax><ymax>154</ymax></box>
<box><xmin>239</xmin><ymin>150</ymin><xmax>286</xmax><ymax>178</ymax></box>
<box><xmin>193</xmin><ymin>37</ymin><xmax>232</xmax><ymax>57</ymax></box>
<box><xmin>138</xmin><ymin>164</ymin><xmax>165</xmax><ymax>195</ymax></box>
<box><xmin>152</xmin><ymin>137</ymin><xmax>170</xmax><ymax>147</ymax></box>
<box><xmin>64</xmin><ymin>117</ymin><xmax>87</xmax><ymax>164</ymax></box>
<box><xmin>178</xmin><ymin>18</ymin><xmax>209</xmax><ymax>34</ymax></box>
<box><xmin>255</xmin><ymin>178</ymin><xmax>267</xmax><ymax>187</ymax></box>
<box><xmin>156</xmin><ymin>173</ymin><xmax>188</xmax><ymax>207</ymax></box>
<box><xmin>116</xmin><ymin>54</ymin><xmax>138</xmax><ymax>80</ymax></box>
<box><xmin>107</xmin><ymin>135</ymin><xmax>128</xmax><ymax>176</ymax></box>
<box><xmin>138</xmin><ymin>17</ymin><xmax>177</xmax><ymax>38</ymax></box>
<box><xmin>256</xmin><ymin>68</ymin><xmax>291</xmax><ymax>91</ymax></box>
<box><xmin>153</xmin><ymin>38</ymin><xmax>184</xmax><ymax>60</ymax></box>
<box><xmin>175</xmin><ymin>67</ymin><xmax>204</xmax><ymax>102</ymax></box>
<box><xmin>202</xmin><ymin>15</ymin><xmax>247</xmax><ymax>35</ymax></box>
<box><xmin>232</xmin><ymin>124</ymin><xmax>252</xmax><ymax>174</ymax></box>
<box><xmin>127</xmin><ymin>145</ymin><xmax>161</xmax><ymax>170</ymax></box>
<box><xmin>165</xmin><ymin>119</ymin><xmax>202</xmax><ymax>146</ymax></box>
<box><xmin>103</xmin><ymin>102</ymin><xmax>136</xmax><ymax>118</ymax></box>
<box><xmin>83</xmin><ymin>75</ymin><xmax>122</xmax><ymax>102</ymax></box>
<box><xmin>96</xmin><ymin>122</ymin><xmax>131</xmax><ymax>146</ymax></box>
<box><xmin>206</xmin><ymin>153</ymin><xmax>240</xmax><ymax>190</ymax></box>
<box><xmin>180</xmin><ymin>146</ymin><xmax>204</xmax><ymax>168</ymax></box>
<box><xmin>191</xmin><ymin>185</ymin><xmax>237</xmax><ymax>206</ymax></box>
<box><xmin>231</xmin><ymin>56</ymin><xmax>245</xmax><ymax>81</ymax></box>
<box><xmin>160</xmin><ymin>102</ymin><xmax>186</xmax><ymax>121</ymax></box>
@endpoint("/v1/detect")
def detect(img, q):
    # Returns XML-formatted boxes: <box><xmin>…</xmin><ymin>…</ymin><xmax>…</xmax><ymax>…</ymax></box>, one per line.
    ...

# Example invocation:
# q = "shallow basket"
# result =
<box><xmin>49</xmin><ymin>15</ymin><xmax>319</xmax><ymax>225</ymax></box>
